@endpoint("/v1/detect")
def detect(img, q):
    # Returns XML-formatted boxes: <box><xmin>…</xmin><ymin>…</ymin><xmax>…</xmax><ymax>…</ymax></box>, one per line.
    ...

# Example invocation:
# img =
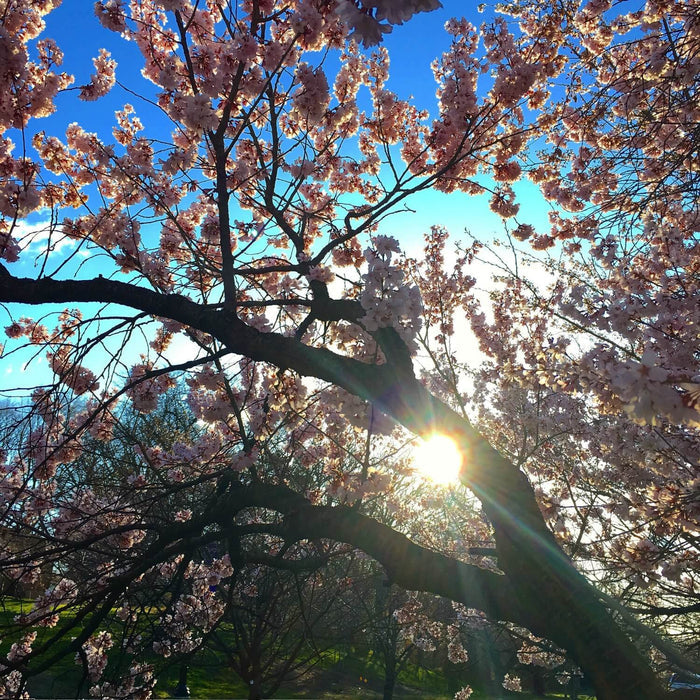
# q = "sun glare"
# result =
<box><xmin>413</xmin><ymin>434</ymin><xmax>463</xmax><ymax>485</ymax></box>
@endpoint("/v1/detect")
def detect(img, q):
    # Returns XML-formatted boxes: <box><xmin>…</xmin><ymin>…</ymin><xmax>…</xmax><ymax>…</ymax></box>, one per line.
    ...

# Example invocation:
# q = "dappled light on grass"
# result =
<box><xmin>412</xmin><ymin>434</ymin><xmax>463</xmax><ymax>485</ymax></box>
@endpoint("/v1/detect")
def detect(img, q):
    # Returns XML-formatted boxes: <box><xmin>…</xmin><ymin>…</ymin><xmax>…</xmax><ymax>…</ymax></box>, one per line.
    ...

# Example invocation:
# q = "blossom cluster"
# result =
<box><xmin>127</xmin><ymin>362</ymin><xmax>177</xmax><ymax>413</ymax></box>
<box><xmin>335</xmin><ymin>0</ymin><xmax>442</xmax><ymax>46</ymax></box>
<box><xmin>360</xmin><ymin>235</ymin><xmax>423</xmax><ymax>351</ymax></box>
<box><xmin>15</xmin><ymin>578</ymin><xmax>78</xmax><ymax>628</ymax></box>
<box><xmin>77</xmin><ymin>631</ymin><xmax>113</xmax><ymax>682</ymax></box>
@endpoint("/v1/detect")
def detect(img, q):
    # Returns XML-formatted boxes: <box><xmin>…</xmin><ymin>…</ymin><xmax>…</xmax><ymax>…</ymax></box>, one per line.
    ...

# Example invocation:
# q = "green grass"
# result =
<box><xmin>0</xmin><ymin>599</ymin><xmax>90</xmax><ymax>698</ymax></box>
<box><xmin>1</xmin><ymin>600</ymin><xmax>595</xmax><ymax>699</ymax></box>
<box><xmin>154</xmin><ymin>662</ymin><xmax>249</xmax><ymax>699</ymax></box>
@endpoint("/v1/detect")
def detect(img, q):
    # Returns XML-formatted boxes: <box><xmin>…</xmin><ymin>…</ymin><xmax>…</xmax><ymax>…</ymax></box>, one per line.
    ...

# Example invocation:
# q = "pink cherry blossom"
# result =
<box><xmin>79</xmin><ymin>49</ymin><xmax>116</xmax><ymax>101</ymax></box>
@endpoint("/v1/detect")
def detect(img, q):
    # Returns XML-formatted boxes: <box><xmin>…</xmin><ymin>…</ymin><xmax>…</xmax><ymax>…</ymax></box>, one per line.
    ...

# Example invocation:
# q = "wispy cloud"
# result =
<box><xmin>14</xmin><ymin>219</ymin><xmax>78</xmax><ymax>256</ymax></box>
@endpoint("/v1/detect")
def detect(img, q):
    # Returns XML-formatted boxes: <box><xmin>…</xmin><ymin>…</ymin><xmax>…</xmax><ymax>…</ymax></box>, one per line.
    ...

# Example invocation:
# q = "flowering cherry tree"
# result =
<box><xmin>0</xmin><ymin>1</ymin><xmax>698</xmax><ymax>699</ymax></box>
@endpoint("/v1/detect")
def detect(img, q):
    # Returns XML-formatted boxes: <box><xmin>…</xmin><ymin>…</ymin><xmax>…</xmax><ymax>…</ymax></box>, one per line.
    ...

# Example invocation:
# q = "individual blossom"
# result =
<box><xmin>512</xmin><ymin>223</ymin><xmax>534</xmax><ymax>241</ymax></box>
<box><xmin>334</xmin><ymin>0</ymin><xmax>441</xmax><ymax>46</ymax></box>
<box><xmin>94</xmin><ymin>0</ymin><xmax>127</xmax><ymax>33</ymax></box>
<box><xmin>334</xmin><ymin>2</ymin><xmax>390</xmax><ymax>47</ymax></box>
<box><xmin>5</xmin><ymin>322</ymin><xmax>23</xmax><ymax>338</ymax></box>
<box><xmin>376</xmin><ymin>0</ymin><xmax>442</xmax><ymax>25</ymax></box>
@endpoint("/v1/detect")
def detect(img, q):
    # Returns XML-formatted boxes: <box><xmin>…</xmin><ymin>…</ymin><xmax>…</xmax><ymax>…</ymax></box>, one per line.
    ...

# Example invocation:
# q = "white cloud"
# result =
<box><xmin>13</xmin><ymin>219</ymin><xmax>78</xmax><ymax>256</ymax></box>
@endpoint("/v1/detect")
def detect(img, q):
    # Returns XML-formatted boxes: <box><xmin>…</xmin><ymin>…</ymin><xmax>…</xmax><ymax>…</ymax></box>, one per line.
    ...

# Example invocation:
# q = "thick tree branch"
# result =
<box><xmin>0</xmin><ymin>268</ymin><xmax>670</xmax><ymax>698</ymax></box>
<box><xmin>207</xmin><ymin>484</ymin><xmax>518</xmax><ymax>624</ymax></box>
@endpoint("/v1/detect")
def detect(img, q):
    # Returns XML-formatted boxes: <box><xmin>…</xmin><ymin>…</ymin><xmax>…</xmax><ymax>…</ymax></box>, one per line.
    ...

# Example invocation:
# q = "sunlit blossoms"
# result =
<box><xmin>453</xmin><ymin>686</ymin><xmax>473</xmax><ymax>700</ymax></box>
<box><xmin>0</xmin><ymin>0</ymin><xmax>697</xmax><ymax>698</ymax></box>
<box><xmin>78</xmin><ymin>632</ymin><xmax>114</xmax><ymax>682</ymax></box>
<box><xmin>79</xmin><ymin>49</ymin><xmax>117</xmax><ymax>101</ymax></box>
<box><xmin>360</xmin><ymin>235</ymin><xmax>423</xmax><ymax>349</ymax></box>
<box><xmin>502</xmin><ymin>673</ymin><xmax>522</xmax><ymax>691</ymax></box>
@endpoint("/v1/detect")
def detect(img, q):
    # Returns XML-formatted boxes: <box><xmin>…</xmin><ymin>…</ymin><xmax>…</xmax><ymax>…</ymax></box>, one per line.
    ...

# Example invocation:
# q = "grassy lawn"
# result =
<box><xmin>1</xmin><ymin>600</ymin><xmax>594</xmax><ymax>699</ymax></box>
<box><xmin>152</xmin><ymin>648</ymin><xmax>594</xmax><ymax>699</ymax></box>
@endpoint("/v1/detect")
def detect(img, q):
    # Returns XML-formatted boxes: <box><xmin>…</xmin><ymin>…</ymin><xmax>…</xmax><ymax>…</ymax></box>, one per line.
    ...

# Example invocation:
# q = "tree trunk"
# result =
<box><xmin>473</xmin><ymin>449</ymin><xmax>665</xmax><ymax>700</ymax></box>
<box><xmin>532</xmin><ymin>667</ymin><xmax>546</xmax><ymax>696</ymax></box>
<box><xmin>570</xmin><ymin>673</ymin><xmax>580</xmax><ymax>700</ymax></box>
<box><xmin>173</xmin><ymin>663</ymin><xmax>190</xmax><ymax>698</ymax></box>
<box><xmin>247</xmin><ymin>679</ymin><xmax>262</xmax><ymax>700</ymax></box>
<box><xmin>382</xmin><ymin>670</ymin><xmax>396</xmax><ymax>700</ymax></box>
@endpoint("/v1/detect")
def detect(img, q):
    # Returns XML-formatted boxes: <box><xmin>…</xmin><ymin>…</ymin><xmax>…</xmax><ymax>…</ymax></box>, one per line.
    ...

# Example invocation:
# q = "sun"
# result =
<box><xmin>412</xmin><ymin>434</ymin><xmax>463</xmax><ymax>485</ymax></box>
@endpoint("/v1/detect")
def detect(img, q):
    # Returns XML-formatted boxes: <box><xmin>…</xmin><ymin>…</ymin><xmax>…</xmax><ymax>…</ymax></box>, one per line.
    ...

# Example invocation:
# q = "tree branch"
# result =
<box><xmin>208</xmin><ymin>483</ymin><xmax>518</xmax><ymax>624</ymax></box>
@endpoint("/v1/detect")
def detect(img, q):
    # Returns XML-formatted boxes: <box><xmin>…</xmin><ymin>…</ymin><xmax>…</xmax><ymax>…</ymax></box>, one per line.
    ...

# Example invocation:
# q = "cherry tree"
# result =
<box><xmin>0</xmin><ymin>1</ymin><xmax>698</xmax><ymax>699</ymax></box>
<box><xmin>457</xmin><ymin>0</ymin><xmax>700</xmax><ymax>659</ymax></box>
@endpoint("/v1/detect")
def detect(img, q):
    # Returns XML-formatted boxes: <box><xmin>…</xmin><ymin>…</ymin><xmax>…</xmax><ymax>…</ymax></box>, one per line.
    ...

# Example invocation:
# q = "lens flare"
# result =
<box><xmin>413</xmin><ymin>434</ymin><xmax>462</xmax><ymax>485</ymax></box>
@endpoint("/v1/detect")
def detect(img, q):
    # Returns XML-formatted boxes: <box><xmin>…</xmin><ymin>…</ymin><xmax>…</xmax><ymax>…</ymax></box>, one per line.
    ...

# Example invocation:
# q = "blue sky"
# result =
<box><xmin>42</xmin><ymin>2</ymin><xmax>478</xmax><ymax>119</ymax></box>
<box><xmin>35</xmin><ymin>1</ymin><xmax>549</xmax><ymax>246</ymax></box>
<box><xmin>3</xmin><ymin>2</ymin><xmax>551</xmax><ymax>392</ymax></box>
